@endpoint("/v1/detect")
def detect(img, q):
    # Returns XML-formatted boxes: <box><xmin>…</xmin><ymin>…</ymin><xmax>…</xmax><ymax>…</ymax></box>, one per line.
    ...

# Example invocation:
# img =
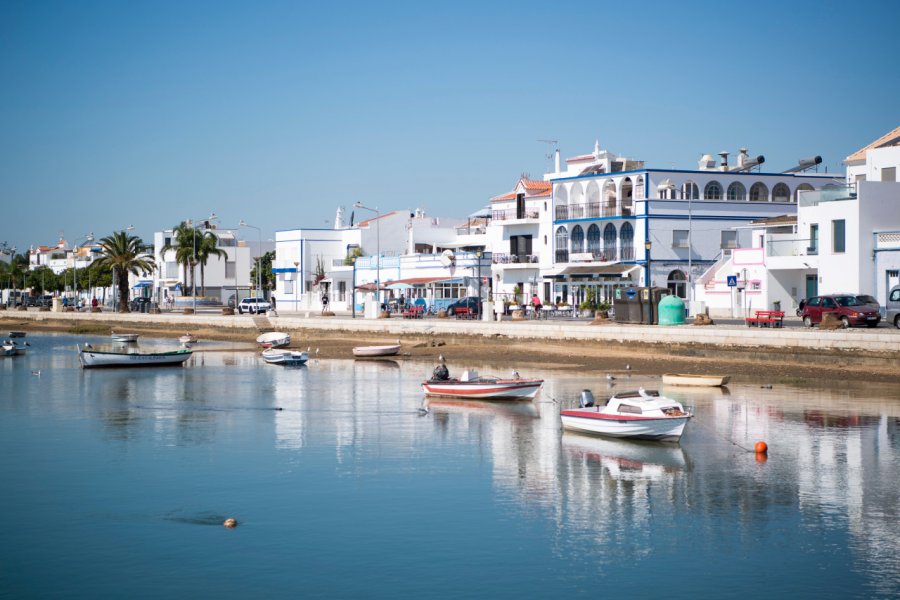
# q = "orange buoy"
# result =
<box><xmin>755</xmin><ymin>452</ymin><xmax>768</xmax><ymax>464</ymax></box>
<box><xmin>755</xmin><ymin>441</ymin><xmax>768</xmax><ymax>454</ymax></box>
<box><xmin>223</xmin><ymin>518</ymin><xmax>238</xmax><ymax>528</ymax></box>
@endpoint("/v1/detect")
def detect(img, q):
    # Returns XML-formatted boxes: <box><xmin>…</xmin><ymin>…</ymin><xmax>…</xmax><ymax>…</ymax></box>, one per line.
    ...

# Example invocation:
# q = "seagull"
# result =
<box><xmin>625</xmin><ymin>364</ymin><xmax>632</xmax><ymax>371</ymax></box>
<box><xmin>417</xmin><ymin>406</ymin><xmax>429</xmax><ymax>416</ymax></box>
<box><xmin>31</xmin><ymin>369</ymin><xmax>41</xmax><ymax>377</ymax></box>
<box><xmin>511</xmin><ymin>369</ymin><xmax>520</xmax><ymax>379</ymax></box>
<box><xmin>606</xmin><ymin>374</ymin><xmax>616</xmax><ymax>381</ymax></box>
<box><xmin>24</xmin><ymin>341</ymin><xmax>30</xmax><ymax>347</ymax></box>
<box><xmin>315</xmin><ymin>348</ymin><xmax>320</xmax><ymax>356</ymax></box>
<box><xmin>307</xmin><ymin>346</ymin><xmax>311</xmax><ymax>353</ymax></box>
<box><xmin>438</xmin><ymin>354</ymin><xmax>445</xmax><ymax>363</ymax></box>
<box><xmin>84</xmin><ymin>343</ymin><xmax>93</xmax><ymax>350</ymax></box>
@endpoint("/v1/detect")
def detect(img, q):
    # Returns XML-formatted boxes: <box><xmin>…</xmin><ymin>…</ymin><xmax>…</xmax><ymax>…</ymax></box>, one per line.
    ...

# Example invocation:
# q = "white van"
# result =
<box><xmin>237</xmin><ymin>297</ymin><xmax>271</xmax><ymax>314</ymax></box>
<box><xmin>887</xmin><ymin>285</ymin><xmax>900</xmax><ymax>329</ymax></box>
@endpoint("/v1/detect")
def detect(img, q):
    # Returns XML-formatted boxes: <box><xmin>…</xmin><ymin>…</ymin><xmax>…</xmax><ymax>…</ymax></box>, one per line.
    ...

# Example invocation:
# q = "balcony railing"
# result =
<box><xmin>492</xmin><ymin>253</ymin><xmax>539</xmax><ymax>264</ymax></box>
<box><xmin>554</xmin><ymin>203</ymin><xmax>618</xmax><ymax>220</ymax></box>
<box><xmin>492</xmin><ymin>208</ymin><xmax>540</xmax><ymax>221</ymax></box>
<box><xmin>766</xmin><ymin>238</ymin><xmax>817</xmax><ymax>257</ymax></box>
<box><xmin>555</xmin><ymin>250</ymin><xmax>569</xmax><ymax>263</ymax></box>
<box><xmin>554</xmin><ymin>246</ymin><xmax>635</xmax><ymax>263</ymax></box>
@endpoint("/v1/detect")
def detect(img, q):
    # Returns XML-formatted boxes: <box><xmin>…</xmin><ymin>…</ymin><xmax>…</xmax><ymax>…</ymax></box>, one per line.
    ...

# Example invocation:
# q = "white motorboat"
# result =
<box><xmin>422</xmin><ymin>367</ymin><xmax>543</xmax><ymax>400</ymax></box>
<box><xmin>78</xmin><ymin>345</ymin><xmax>192</xmax><ymax>368</ymax></box>
<box><xmin>111</xmin><ymin>332</ymin><xmax>140</xmax><ymax>343</ymax></box>
<box><xmin>560</xmin><ymin>389</ymin><xmax>692</xmax><ymax>443</ymax></box>
<box><xmin>662</xmin><ymin>373</ymin><xmax>730</xmax><ymax>387</ymax></box>
<box><xmin>2</xmin><ymin>341</ymin><xmax>20</xmax><ymax>357</ymax></box>
<box><xmin>178</xmin><ymin>333</ymin><xmax>198</xmax><ymax>345</ymax></box>
<box><xmin>262</xmin><ymin>348</ymin><xmax>309</xmax><ymax>366</ymax></box>
<box><xmin>256</xmin><ymin>331</ymin><xmax>291</xmax><ymax>349</ymax></box>
<box><xmin>352</xmin><ymin>344</ymin><xmax>400</xmax><ymax>358</ymax></box>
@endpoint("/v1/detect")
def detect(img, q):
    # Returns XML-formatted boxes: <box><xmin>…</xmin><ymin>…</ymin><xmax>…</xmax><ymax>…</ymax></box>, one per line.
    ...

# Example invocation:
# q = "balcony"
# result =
<box><xmin>492</xmin><ymin>253</ymin><xmax>539</xmax><ymax>265</ymax></box>
<box><xmin>554</xmin><ymin>247</ymin><xmax>635</xmax><ymax>264</ymax></box>
<box><xmin>554</xmin><ymin>202</ymin><xmax>618</xmax><ymax>221</ymax></box>
<box><xmin>766</xmin><ymin>238</ymin><xmax>816</xmax><ymax>257</ymax></box>
<box><xmin>492</xmin><ymin>208</ymin><xmax>540</xmax><ymax>221</ymax></box>
<box><xmin>798</xmin><ymin>184</ymin><xmax>856</xmax><ymax>207</ymax></box>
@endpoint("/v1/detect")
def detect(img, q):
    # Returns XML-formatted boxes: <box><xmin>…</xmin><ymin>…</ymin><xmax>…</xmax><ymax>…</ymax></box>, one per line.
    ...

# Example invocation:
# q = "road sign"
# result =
<box><xmin>626</xmin><ymin>288</ymin><xmax>637</xmax><ymax>299</ymax></box>
<box><xmin>726</xmin><ymin>275</ymin><xmax>737</xmax><ymax>287</ymax></box>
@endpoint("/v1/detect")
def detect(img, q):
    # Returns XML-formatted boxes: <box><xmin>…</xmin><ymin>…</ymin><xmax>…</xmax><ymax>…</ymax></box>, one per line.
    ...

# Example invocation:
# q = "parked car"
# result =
<box><xmin>800</xmin><ymin>294</ymin><xmax>881</xmax><ymax>328</ymax></box>
<box><xmin>887</xmin><ymin>285</ymin><xmax>900</xmax><ymax>329</ymax></box>
<box><xmin>445</xmin><ymin>296</ymin><xmax>481</xmax><ymax>316</ymax></box>
<box><xmin>237</xmin><ymin>297</ymin><xmax>271</xmax><ymax>314</ymax></box>
<box><xmin>130</xmin><ymin>297</ymin><xmax>153</xmax><ymax>312</ymax></box>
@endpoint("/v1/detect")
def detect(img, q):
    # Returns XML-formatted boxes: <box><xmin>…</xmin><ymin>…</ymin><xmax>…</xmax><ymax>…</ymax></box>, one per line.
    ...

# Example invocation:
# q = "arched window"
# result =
<box><xmin>619</xmin><ymin>222</ymin><xmax>634</xmax><ymax>260</ymax></box>
<box><xmin>585</xmin><ymin>181</ymin><xmax>600</xmax><ymax>218</ymax></box>
<box><xmin>621</xmin><ymin>178</ymin><xmax>634</xmax><ymax>215</ymax></box>
<box><xmin>667</xmin><ymin>269</ymin><xmax>686</xmax><ymax>298</ymax></box>
<box><xmin>704</xmin><ymin>181</ymin><xmax>722</xmax><ymax>200</ymax></box>
<box><xmin>554</xmin><ymin>184</ymin><xmax>569</xmax><ymax>220</ymax></box>
<box><xmin>569</xmin><ymin>183</ymin><xmax>584</xmax><ymax>218</ymax></box>
<box><xmin>603</xmin><ymin>180</ymin><xmax>616</xmax><ymax>215</ymax></box>
<box><xmin>635</xmin><ymin>175</ymin><xmax>645</xmax><ymax>200</ymax></box>
<box><xmin>603</xmin><ymin>223</ymin><xmax>617</xmax><ymax>261</ymax></box>
<box><xmin>727</xmin><ymin>182</ymin><xmax>747</xmax><ymax>201</ymax></box>
<box><xmin>772</xmin><ymin>183</ymin><xmax>790</xmax><ymax>202</ymax></box>
<box><xmin>749</xmin><ymin>182</ymin><xmax>768</xmax><ymax>202</ymax></box>
<box><xmin>794</xmin><ymin>183</ymin><xmax>814</xmax><ymax>203</ymax></box>
<box><xmin>587</xmin><ymin>224</ymin><xmax>601</xmax><ymax>258</ymax></box>
<box><xmin>555</xmin><ymin>226</ymin><xmax>569</xmax><ymax>263</ymax></box>
<box><xmin>570</xmin><ymin>225</ymin><xmax>585</xmax><ymax>253</ymax></box>
<box><xmin>682</xmin><ymin>181</ymin><xmax>699</xmax><ymax>200</ymax></box>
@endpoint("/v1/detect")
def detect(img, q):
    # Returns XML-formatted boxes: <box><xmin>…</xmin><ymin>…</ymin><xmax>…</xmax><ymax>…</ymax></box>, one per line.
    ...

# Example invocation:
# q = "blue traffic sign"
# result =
<box><xmin>626</xmin><ymin>288</ymin><xmax>636</xmax><ymax>299</ymax></box>
<box><xmin>726</xmin><ymin>275</ymin><xmax>738</xmax><ymax>287</ymax></box>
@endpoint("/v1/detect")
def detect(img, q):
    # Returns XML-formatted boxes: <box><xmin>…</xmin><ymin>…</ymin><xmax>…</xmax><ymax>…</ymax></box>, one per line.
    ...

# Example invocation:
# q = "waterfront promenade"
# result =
<box><xmin>4</xmin><ymin>308</ymin><xmax>899</xmax><ymax>355</ymax></box>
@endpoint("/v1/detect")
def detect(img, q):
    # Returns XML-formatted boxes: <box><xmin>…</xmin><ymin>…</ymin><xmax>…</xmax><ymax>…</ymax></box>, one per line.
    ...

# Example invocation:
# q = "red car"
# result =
<box><xmin>800</xmin><ymin>294</ymin><xmax>881</xmax><ymax>328</ymax></box>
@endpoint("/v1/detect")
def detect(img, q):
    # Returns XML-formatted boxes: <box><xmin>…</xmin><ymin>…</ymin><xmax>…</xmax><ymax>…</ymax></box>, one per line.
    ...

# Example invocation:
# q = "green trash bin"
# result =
<box><xmin>657</xmin><ymin>295</ymin><xmax>686</xmax><ymax>326</ymax></box>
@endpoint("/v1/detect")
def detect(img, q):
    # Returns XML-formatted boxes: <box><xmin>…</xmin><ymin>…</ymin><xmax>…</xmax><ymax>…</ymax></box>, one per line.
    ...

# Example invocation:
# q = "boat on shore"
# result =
<box><xmin>111</xmin><ymin>332</ymin><xmax>140</xmax><ymax>343</ymax></box>
<box><xmin>256</xmin><ymin>331</ymin><xmax>291</xmax><ymax>349</ymax></box>
<box><xmin>261</xmin><ymin>348</ymin><xmax>309</xmax><ymax>366</ymax></box>
<box><xmin>352</xmin><ymin>344</ymin><xmax>400</xmax><ymax>358</ymax></box>
<box><xmin>77</xmin><ymin>345</ymin><xmax>192</xmax><ymax>368</ymax></box>
<box><xmin>422</xmin><ymin>367</ymin><xmax>543</xmax><ymax>400</ymax></box>
<box><xmin>560</xmin><ymin>389</ymin><xmax>692</xmax><ymax>443</ymax></box>
<box><xmin>662</xmin><ymin>373</ymin><xmax>730</xmax><ymax>387</ymax></box>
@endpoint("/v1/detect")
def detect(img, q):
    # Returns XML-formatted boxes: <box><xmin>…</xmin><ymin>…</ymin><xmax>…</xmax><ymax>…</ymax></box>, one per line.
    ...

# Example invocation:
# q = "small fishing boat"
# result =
<box><xmin>9</xmin><ymin>331</ymin><xmax>26</xmax><ymax>338</ymax></box>
<box><xmin>560</xmin><ymin>389</ymin><xmax>692</xmax><ymax>443</ymax></box>
<box><xmin>178</xmin><ymin>333</ymin><xmax>198</xmax><ymax>345</ymax></box>
<box><xmin>256</xmin><ymin>331</ymin><xmax>291</xmax><ymax>349</ymax></box>
<box><xmin>261</xmin><ymin>348</ymin><xmax>309</xmax><ymax>366</ymax></box>
<box><xmin>111</xmin><ymin>332</ymin><xmax>140</xmax><ymax>343</ymax></box>
<box><xmin>2</xmin><ymin>340</ymin><xmax>20</xmax><ymax>357</ymax></box>
<box><xmin>422</xmin><ymin>367</ymin><xmax>543</xmax><ymax>400</ymax></box>
<box><xmin>352</xmin><ymin>344</ymin><xmax>400</xmax><ymax>358</ymax></box>
<box><xmin>662</xmin><ymin>373</ymin><xmax>730</xmax><ymax>387</ymax></box>
<box><xmin>77</xmin><ymin>345</ymin><xmax>192</xmax><ymax>368</ymax></box>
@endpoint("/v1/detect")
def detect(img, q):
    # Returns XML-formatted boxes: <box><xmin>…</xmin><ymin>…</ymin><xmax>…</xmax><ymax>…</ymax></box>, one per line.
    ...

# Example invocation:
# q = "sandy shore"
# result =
<box><xmin>4</xmin><ymin>314</ymin><xmax>898</xmax><ymax>385</ymax></box>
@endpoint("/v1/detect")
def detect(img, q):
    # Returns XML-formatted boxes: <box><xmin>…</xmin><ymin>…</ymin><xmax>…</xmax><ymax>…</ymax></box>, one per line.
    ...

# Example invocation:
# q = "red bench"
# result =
<box><xmin>403</xmin><ymin>306</ymin><xmax>425</xmax><ymax>319</ymax></box>
<box><xmin>746</xmin><ymin>310</ymin><xmax>785</xmax><ymax>328</ymax></box>
<box><xmin>454</xmin><ymin>307</ymin><xmax>476</xmax><ymax>319</ymax></box>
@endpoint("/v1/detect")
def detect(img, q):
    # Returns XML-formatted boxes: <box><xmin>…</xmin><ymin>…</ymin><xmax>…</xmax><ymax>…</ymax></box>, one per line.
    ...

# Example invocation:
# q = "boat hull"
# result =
<box><xmin>256</xmin><ymin>332</ymin><xmax>291</xmax><ymax>348</ymax></box>
<box><xmin>262</xmin><ymin>350</ymin><xmax>308</xmax><ymax>366</ymax></box>
<box><xmin>422</xmin><ymin>379</ymin><xmax>543</xmax><ymax>400</ymax></box>
<box><xmin>353</xmin><ymin>345</ymin><xmax>400</xmax><ymax>358</ymax></box>
<box><xmin>78</xmin><ymin>347</ymin><xmax>192</xmax><ymax>368</ymax></box>
<box><xmin>662</xmin><ymin>373</ymin><xmax>730</xmax><ymax>387</ymax></box>
<box><xmin>111</xmin><ymin>333</ymin><xmax>140</xmax><ymax>343</ymax></box>
<box><xmin>560</xmin><ymin>410</ymin><xmax>690</xmax><ymax>442</ymax></box>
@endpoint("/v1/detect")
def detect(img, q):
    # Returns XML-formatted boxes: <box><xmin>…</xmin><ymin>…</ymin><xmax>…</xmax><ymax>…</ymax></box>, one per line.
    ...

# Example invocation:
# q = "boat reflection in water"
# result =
<box><xmin>424</xmin><ymin>397</ymin><xmax>539</xmax><ymax>419</ymax></box>
<box><xmin>561</xmin><ymin>432</ymin><xmax>688</xmax><ymax>479</ymax></box>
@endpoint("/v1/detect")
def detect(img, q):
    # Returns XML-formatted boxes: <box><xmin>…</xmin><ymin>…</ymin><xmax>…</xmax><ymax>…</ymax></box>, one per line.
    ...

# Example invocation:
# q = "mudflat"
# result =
<box><xmin>4</xmin><ymin>315</ymin><xmax>898</xmax><ymax>385</ymax></box>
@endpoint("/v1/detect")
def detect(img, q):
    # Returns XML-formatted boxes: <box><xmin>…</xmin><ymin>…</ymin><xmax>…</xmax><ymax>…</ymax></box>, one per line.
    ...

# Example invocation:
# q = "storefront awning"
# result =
<box><xmin>131</xmin><ymin>281</ymin><xmax>153</xmax><ymax>289</ymax></box>
<box><xmin>383</xmin><ymin>277</ymin><xmax>464</xmax><ymax>286</ymax></box>
<box><xmin>551</xmin><ymin>264</ymin><xmax>642</xmax><ymax>278</ymax></box>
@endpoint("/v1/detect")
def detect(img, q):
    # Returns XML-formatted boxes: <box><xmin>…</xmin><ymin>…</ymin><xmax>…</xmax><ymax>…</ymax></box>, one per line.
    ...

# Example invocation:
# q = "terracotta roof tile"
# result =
<box><xmin>845</xmin><ymin>125</ymin><xmax>900</xmax><ymax>163</ymax></box>
<box><xmin>490</xmin><ymin>178</ymin><xmax>551</xmax><ymax>202</ymax></box>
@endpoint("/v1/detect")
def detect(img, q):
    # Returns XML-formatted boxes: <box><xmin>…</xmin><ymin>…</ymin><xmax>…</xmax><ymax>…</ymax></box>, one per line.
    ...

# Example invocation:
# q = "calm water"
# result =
<box><xmin>1</xmin><ymin>334</ymin><xmax>899</xmax><ymax>599</ymax></box>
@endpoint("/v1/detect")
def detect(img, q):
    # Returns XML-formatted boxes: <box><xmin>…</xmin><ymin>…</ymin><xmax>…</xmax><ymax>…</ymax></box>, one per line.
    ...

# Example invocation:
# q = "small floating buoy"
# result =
<box><xmin>223</xmin><ymin>518</ymin><xmax>238</xmax><ymax>528</ymax></box>
<box><xmin>755</xmin><ymin>441</ymin><xmax>768</xmax><ymax>454</ymax></box>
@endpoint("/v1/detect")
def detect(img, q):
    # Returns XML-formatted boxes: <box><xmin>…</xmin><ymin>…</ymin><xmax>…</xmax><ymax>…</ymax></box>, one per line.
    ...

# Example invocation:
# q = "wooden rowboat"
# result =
<box><xmin>661</xmin><ymin>373</ymin><xmax>730</xmax><ymax>387</ymax></box>
<box><xmin>352</xmin><ymin>344</ymin><xmax>400</xmax><ymax>358</ymax></box>
<box><xmin>256</xmin><ymin>332</ymin><xmax>291</xmax><ymax>348</ymax></box>
<box><xmin>78</xmin><ymin>345</ymin><xmax>192</xmax><ymax>368</ymax></box>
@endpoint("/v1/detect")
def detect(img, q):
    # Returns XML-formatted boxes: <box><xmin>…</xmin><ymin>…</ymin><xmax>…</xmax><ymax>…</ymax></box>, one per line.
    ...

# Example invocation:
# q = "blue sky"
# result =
<box><xmin>1</xmin><ymin>0</ymin><xmax>898</xmax><ymax>253</ymax></box>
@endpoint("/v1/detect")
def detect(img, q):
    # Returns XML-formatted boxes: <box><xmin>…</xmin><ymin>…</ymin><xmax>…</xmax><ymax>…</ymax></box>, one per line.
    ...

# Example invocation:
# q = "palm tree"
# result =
<box><xmin>94</xmin><ymin>231</ymin><xmax>156</xmax><ymax>312</ymax></box>
<box><xmin>160</xmin><ymin>222</ymin><xmax>202</xmax><ymax>296</ymax></box>
<box><xmin>195</xmin><ymin>231</ymin><xmax>227</xmax><ymax>296</ymax></box>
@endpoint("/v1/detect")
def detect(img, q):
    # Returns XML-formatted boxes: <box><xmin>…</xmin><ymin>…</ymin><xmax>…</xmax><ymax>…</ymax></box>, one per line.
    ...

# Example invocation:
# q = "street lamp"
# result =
<box><xmin>293</xmin><ymin>261</ymin><xmax>300</xmax><ymax>311</ymax></box>
<box><xmin>645</xmin><ymin>239</ymin><xmax>653</xmax><ymax>325</ymax></box>
<box><xmin>239</xmin><ymin>220</ymin><xmax>262</xmax><ymax>300</ymax></box>
<box><xmin>475</xmin><ymin>249</ymin><xmax>483</xmax><ymax>317</ymax></box>
<box><xmin>353</xmin><ymin>203</ymin><xmax>380</xmax><ymax>307</ymax></box>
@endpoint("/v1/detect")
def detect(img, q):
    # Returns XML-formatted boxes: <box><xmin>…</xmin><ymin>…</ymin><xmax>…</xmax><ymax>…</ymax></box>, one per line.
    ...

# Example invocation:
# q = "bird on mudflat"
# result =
<box><xmin>606</xmin><ymin>374</ymin><xmax>616</xmax><ymax>381</ymax></box>
<box><xmin>625</xmin><ymin>364</ymin><xmax>632</xmax><ymax>371</ymax></box>
<box><xmin>438</xmin><ymin>354</ymin><xmax>445</xmax><ymax>362</ymax></box>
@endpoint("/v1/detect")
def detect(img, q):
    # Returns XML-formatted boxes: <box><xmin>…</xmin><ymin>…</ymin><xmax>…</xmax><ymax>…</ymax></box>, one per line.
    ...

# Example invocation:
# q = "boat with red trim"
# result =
<box><xmin>422</xmin><ymin>367</ymin><xmax>543</xmax><ymax>400</ymax></box>
<box><xmin>560</xmin><ymin>388</ymin><xmax>691</xmax><ymax>442</ymax></box>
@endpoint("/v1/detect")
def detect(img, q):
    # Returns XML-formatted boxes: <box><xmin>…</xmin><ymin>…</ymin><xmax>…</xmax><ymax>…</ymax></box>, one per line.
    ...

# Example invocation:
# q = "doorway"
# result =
<box><xmin>805</xmin><ymin>274</ymin><xmax>818</xmax><ymax>299</ymax></box>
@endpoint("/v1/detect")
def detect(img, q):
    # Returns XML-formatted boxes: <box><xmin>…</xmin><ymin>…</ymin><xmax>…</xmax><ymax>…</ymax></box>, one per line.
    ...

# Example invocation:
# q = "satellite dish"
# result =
<box><xmin>439</xmin><ymin>249</ymin><xmax>455</xmax><ymax>267</ymax></box>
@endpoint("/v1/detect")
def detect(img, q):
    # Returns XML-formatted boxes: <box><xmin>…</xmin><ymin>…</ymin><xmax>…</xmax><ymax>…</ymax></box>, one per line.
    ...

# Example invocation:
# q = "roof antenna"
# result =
<box><xmin>538</xmin><ymin>139</ymin><xmax>558</xmax><ymax>170</ymax></box>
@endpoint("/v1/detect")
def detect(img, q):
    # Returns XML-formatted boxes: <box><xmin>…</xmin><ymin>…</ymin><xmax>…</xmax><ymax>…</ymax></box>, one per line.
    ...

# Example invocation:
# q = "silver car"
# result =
<box><xmin>887</xmin><ymin>285</ymin><xmax>900</xmax><ymax>329</ymax></box>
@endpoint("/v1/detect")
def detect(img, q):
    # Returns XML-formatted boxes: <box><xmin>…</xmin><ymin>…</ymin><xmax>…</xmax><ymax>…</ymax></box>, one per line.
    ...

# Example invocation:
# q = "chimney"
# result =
<box><xmin>554</xmin><ymin>148</ymin><xmax>561</xmax><ymax>173</ymax></box>
<box><xmin>718</xmin><ymin>151</ymin><xmax>729</xmax><ymax>171</ymax></box>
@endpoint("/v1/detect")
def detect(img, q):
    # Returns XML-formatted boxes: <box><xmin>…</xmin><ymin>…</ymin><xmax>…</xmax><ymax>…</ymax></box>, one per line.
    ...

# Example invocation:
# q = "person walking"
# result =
<box><xmin>531</xmin><ymin>293</ymin><xmax>543</xmax><ymax>320</ymax></box>
<box><xmin>321</xmin><ymin>292</ymin><xmax>329</xmax><ymax>315</ymax></box>
<box><xmin>270</xmin><ymin>294</ymin><xmax>278</xmax><ymax>316</ymax></box>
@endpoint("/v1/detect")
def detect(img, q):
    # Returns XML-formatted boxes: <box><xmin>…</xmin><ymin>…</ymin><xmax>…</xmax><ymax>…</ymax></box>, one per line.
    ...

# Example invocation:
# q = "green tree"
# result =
<box><xmin>250</xmin><ymin>250</ymin><xmax>275</xmax><ymax>295</ymax></box>
<box><xmin>25</xmin><ymin>266</ymin><xmax>58</xmax><ymax>295</ymax></box>
<box><xmin>195</xmin><ymin>231</ymin><xmax>227</xmax><ymax>296</ymax></box>
<box><xmin>160</xmin><ymin>222</ymin><xmax>201</xmax><ymax>295</ymax></box>
<box><xmin>94</xmin><ymin>231</ymin><xmax>156</xmax><ymax>312</ymax></box>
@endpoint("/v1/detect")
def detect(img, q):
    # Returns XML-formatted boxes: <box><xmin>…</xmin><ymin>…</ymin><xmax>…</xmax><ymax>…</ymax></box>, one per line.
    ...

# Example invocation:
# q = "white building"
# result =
<box><xmin>152</xmin><ymin>227</ymin><xmax>253</xmax><ymax>306</ymax></box>
<box><xmin>695</xmin><ymin>125</ymin><xmax>900</xmax><ymax>316</ymax></box>
<box><xmin>544</xmin><ymin>141</ymin><xmax>837</xmax><ymax>310</ymax></box>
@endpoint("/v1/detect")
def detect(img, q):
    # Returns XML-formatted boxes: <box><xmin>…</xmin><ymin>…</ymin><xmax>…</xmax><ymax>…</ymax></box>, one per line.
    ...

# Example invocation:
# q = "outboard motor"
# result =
<box><xmin>579</xmin><ymin>389</ymin><xmax>595</xmax><ymax>408</ymax></box>
<box><xmin>432</xmin><ymin>364</ymin><xmax>450</xmax><ymax>381</ymax></box>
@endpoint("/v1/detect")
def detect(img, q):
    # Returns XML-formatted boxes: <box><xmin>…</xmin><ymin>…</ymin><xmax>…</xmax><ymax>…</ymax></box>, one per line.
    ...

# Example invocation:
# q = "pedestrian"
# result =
<box><xmin>531</xmin><ymin>293</ymin><xmax>543</xmax><ymax>320</ymax></box>
<box><xmin>399</xmin><ymin>294</ymin><xmax>405</xmax><ymax>309</ymax></box>
<box><xmin>321</xmin><ymin>292</ymin><xmax>329</xmax><ymax>315</ymax></box>
<box><xmin>91</xmin><ymin>297</ymin><xmax>98</xmax><ymax>309</ymax></box>
<box><xmin>270</xmin><ymin>294</ymin><xmax>278</xmax><ymax>316</ymax></box>
<box><xmin>62</xmin><ymin>296</ymin><xmax>68</xmax><ymax>309</ymax></box>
